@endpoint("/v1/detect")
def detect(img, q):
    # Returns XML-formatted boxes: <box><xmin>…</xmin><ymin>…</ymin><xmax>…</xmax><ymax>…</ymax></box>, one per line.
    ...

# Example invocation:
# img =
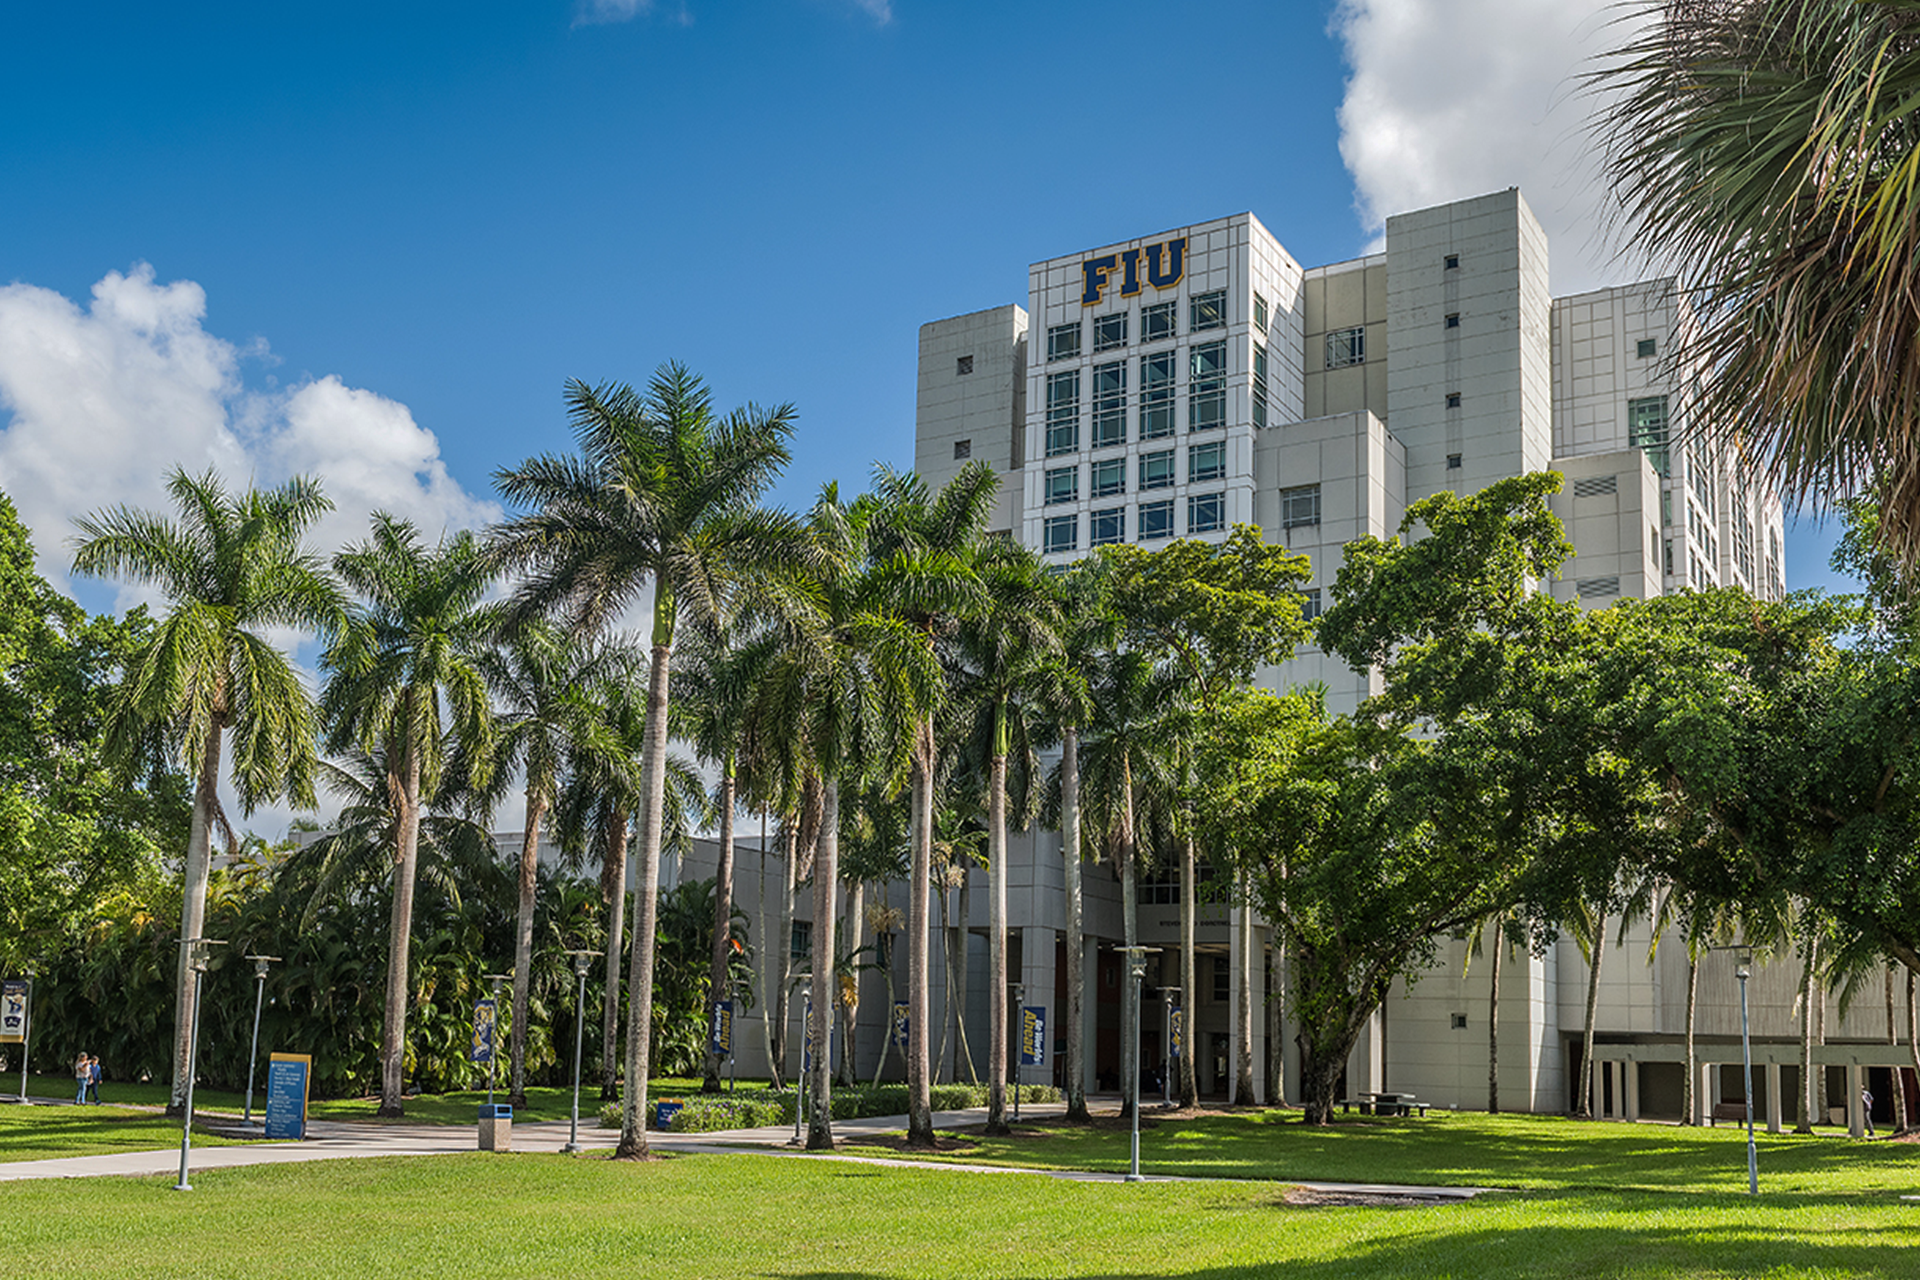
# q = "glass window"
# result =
<box><xmin>1043</xmin><ymin>513</ymin><xmax>1078</xmax><ymax>554</ymax></box>
<box><xmin>956</xmin><ymin>355</ymin><xmax>974</xmax><ymax>375</ymax></box>
<box><xmin>1254</xmin><ymin>292</ymin><xmax>1269</xmax><ymax>331</ymax></box>
<box><xmin>953</xmin><ymin>439</ymin><xmax>971</xmax><ymax>460</ymax></box>
<box><xmin>1629</xmin><ymin>396</ymin><xmax>1669</xmax><ymax>477</ymax></box>
<box><xmin>1047</xmin><ymin>322</ymin><xmax>1081</xmax><ymax>362</ymax></box>
<box><xmin>1189</xmin><ymin>341</ymin><xmax>1226</xmax><ymax>432</ymax></box>
<box><xmin>1325</xmin><ymin>327</ymin><xmax>1365</xmax><ymax>368</ymax></box>
<box><xmin>1445</xmin><ymin>392</ymin><xmax>1462</xmax><ymax>409</ymax></box>
<box><xmin>1139</xmin><ymin>449</ymin><xmax>1175</xmax><ymax>491</ymax></box>
<box><xmin>1444</xmin><ymin>254</ymin><xmax>1459</xmax><ymax>269</ymax></box>
<box><xmin>1188</xmin><ymin>491</ymin><xmax>1226</xmax><ymax>534</ymax></box>
<box><xmin>1141</xmin><ymin>301</ymin><xmax>1177</xmax><ymax>343</ymax></box>
<box><xmin>1445</xmin><ymin>313</ymin><xmax>1460</xmax><ymax>329</ymax></box>
<box><xmin>1190</xmin><ymin>290</ymin><xmax>1227</xmax><ymax>332</ymax></box>
<box><xmin>1044</xmin><ymin>465</ymin><xmax>1078</xmax><ymax>506</ymax></box>
<box><xmin>1188</xmin><ymin>441</ymin><xmax>1225</xmax><ymax>483</ymax></box>
<box><xmin>1252</xmin><ymin>343</ymin><xmax>1269</xmax><ymax>430</ymax></box>
<box><xmin>1090</xmin><ymin>507</ymin><xmax>1125</xmax><ymax>547</ymax></box>
<box><xmin>1046</xmin><ymin>370</ymin><xmax>1080</xmax><ymax>457</ymax></box>
<box><xmin>1091</xmin><ymin>361</ymin><xmax>1127</xmax><ymax>449</ymax></box>
<box><xmin>1140</xmin><ymin>351</ymin><xmax>1176</xmax><ymax>439</ymax></box>
<box><xmin>1093</xmin><ymin>313</ymin><xmax>1128</xmax><ymax>352</ymax></box>
<box><xmin>1092</xmin><ymin>457</ymin><xmax>1125</xmax><ymax>498</ymax></box>
<box><xmin>1138</xmin><ymin>499</ymin><xmax>1174</xmax><ymax>541</ymax></box>
<box><xmin>1298</xmin><ymin>587</ymin><xmax>1322</xmax><ymax>621</ymax></box>
<box><xmin>790</xmin><ymin>920</ymin><xmax>812</xmax><ymax>965</ymax></box>
<box><xmin>1280</xmin><ymin>484</ymin><xmax>1320</xmax><ymax>531</ymax></box>
<box><xmin>1637</xmin><ymin>337</ymin><xmax>1657</xmax><ymax>358</ymax></box>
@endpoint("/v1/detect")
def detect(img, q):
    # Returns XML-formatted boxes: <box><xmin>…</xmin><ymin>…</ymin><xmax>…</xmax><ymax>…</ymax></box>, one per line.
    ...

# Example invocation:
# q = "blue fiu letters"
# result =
<box><xmin>1082</xmin><ymin>237</ymin><xmax>1186</xmax><ymax>305</ymax></box>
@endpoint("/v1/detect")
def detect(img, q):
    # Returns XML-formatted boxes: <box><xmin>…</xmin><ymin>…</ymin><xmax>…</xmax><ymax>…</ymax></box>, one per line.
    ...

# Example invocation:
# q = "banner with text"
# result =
<box><xmin>1020</xmin><ymin>1006</ymin><xmax>1046</xmax><ymax>1067</ymax></box>
<box><xmin>0</xmin><ymin>979</ymin><xmax>26</xmax><ymax>1044</ymax></box>
<box><xmin>471</xmin><ymin>999</ymin><xmax>496</xmax><ymax>1065</ymax></box>
<box><xmin>709</xmin><ymin>1000</ymin><xmax>733</xmax><ymax>1057</ymax></box>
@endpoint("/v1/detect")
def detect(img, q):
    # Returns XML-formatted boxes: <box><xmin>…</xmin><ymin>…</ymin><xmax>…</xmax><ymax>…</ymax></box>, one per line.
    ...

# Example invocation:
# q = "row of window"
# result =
<box><xmin>1044</xmin><ymin>444</ymin><xmax>1225</xmax><ymax>505</ymax></box>
<box><xmin>1043</xmin><ymin>493</ymin><xmax>1227</xmax><ymax>552</ymax></box>
<box><xmin>1049</xmin><ymin>290</ymin><xmax>1227</xmax><ymax>362</ymax></box>
<box><xmin>1045</xmin><ymin>342</ymin><xmax>1237</xmax><ymax>456</ymax></box>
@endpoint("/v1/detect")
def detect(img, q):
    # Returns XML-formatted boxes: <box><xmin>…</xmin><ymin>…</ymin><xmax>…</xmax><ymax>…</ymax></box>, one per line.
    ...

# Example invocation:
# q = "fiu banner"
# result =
<box><xmin>471</xmin><ymin>998</ymin><xmax>496</xmax><ymax>1065</ymax></box>
<box><xmin>0</xmin><ymin>979</ymin><xmax>25</xmax><ymax>1044</ymax></box>
<box><xmin>1082</xmin><ymin>237</ymin><xmax>1186</xmax><ymax>306</ymax></box>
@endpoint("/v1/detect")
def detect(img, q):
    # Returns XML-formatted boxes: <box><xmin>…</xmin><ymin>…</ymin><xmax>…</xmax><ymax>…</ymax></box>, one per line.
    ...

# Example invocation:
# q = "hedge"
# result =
<box><xmin>598</xmin><ymin>1081</ymin><xmax>1063</xmax><ymax>1133</ymax></box>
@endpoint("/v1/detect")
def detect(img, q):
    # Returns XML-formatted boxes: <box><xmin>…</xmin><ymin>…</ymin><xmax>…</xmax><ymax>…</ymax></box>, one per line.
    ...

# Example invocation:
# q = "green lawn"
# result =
<box><xmin>6</xmin><ymin>1149</ymin><xmax>1919</xmax><ymax>1278</ymax></box>
<box><xmin>838</xmin><ymin>1107</ymin><xmax>1920</xmax><ymax>1196</ymax></box>
<box><xmin>304</xmin><ymin>1077</ymin><xmax>721</xmax><ymax>1124</ymax></box>
<box><xmin>18</xmin><ymin>1071</ymin><xmax>251</xmax><ymax>1112</ymax></box>
<box><xmin>0</xmin><ymin>1104</ymin><xmax>262</xmax><ymax>1162</ymax></box>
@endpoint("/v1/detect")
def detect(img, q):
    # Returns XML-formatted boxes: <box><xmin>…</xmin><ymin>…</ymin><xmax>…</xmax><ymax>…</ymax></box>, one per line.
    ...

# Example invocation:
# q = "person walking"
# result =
<box><xmin>1863</xmin><ymin>1085</ymin><xmax>1876</xmax><ymax>1137</ymax></box>
<box><xmin>86</xmin><ymin>1055</ymin><xmax>101</xmax><ymax>1104</ymax></box>
<box><xmin>72</xmin><ymin>1053</ymin><xmax>89</xmax><ymax>1104</ymax></box>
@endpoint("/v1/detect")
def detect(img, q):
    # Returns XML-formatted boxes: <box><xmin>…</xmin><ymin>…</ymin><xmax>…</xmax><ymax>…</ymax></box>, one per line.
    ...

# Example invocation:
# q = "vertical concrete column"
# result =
<box><xmin>1080</xmin><ymin>936</ymin><xmax>1099</xmax><ymax>1100</ymax></box>
<box><xmin>1589</xmin><ymin>1058</ymin><xmax>1603</xmax><ymax>1119</ymax></box>
<box><xmin>1251</xmin><ymin>931</ymin><xmax>1269</xmax><ymax>1106</ymax></box>
<box><xmin>1695</xmin><ymin>1062</ymin><xmax>1711</xmax><ymax>1126</ymax></box>
<box><xmin>1020</xmin><ymin>927</ymin><xmax>1054</xmax><ymax>1092</ymax></box>
<box><xmin>1765</xmin><ymin>1062</ymin><xmax>1783</xmax><ymax>1134</ymax></box>
<box><xmin>1626</xmin><ymin>1059</ymin><xmax>1641</xmax><ymax>1122</ymax></box>
<box><xmin>1848</xmin><ymin>1064</ymin><xmax>1866</xmax><ymax>1137</ymax></box>
<box><xmin>1227</xmin><ymin>907</ymin><xmax>1244</xmax><ymax>1104</ymax></box>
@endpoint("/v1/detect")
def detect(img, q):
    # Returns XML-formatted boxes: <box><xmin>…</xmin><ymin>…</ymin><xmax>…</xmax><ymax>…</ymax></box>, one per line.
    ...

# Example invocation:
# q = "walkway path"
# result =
<box><xmin>0</xmin><ymin>1097</ymin><xmax>1482</xmax><ymax>1200</ymax></box>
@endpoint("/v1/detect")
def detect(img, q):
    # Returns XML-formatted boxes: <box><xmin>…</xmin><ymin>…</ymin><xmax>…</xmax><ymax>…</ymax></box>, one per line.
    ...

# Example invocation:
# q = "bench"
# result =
<box><xmin>1337</xmin><ymin>1095</ymin><xmax>1432</xmax><ymax>1117</ymax></box>
<box><xmin>1710</xmin><ymin>1101</ymin><xmax>1750</xmax><ymax>1125</ymax></box>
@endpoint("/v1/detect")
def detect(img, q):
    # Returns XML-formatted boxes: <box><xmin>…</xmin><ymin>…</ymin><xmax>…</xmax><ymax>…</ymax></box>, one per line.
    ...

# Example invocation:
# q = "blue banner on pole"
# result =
<box><xmin>471</xmin><ymin>998</ymin><xmax>496</xmax><ymax>1065</ymax></box>
<box><xmin>0</xmin><ymin>978</ymin><xmax>26</xmax><ymax>1044</ymax></box>
<box><xmin>892</xmin><ymin>1001</ymin><xmax>909</xmax><ymax>1050</ymax></box>
<box><xmin>1169</xmin><ymin>1006</ymin><xmax>1183</xmax><ymax>1057</ymax></box>
<box><xmin>1020</xmin><ymin>1006</ymin><xmax>1047</xmax><ymax>1067</ymax></box>
<box><xmin>264</xmin><ymin>1053</ymin><xmax>311</xmax><ymax>1140</ymax></box>
<box><xmin>709</xmin><ymin>1000</ymin><xmax>733</xmax><ymax>1057</ymax></box>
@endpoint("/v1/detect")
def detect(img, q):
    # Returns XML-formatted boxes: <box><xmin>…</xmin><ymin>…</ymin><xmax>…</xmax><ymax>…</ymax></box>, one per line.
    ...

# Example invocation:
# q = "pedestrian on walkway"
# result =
<box><xmin>86</xmin><ymin>1056</ymin><xmax>101</xmax><ymax>1104</ymax></box>
<box><xmin>72</xmin><ymin>1053</ymin><xmax>88</xmax><ymax>1104</ymax></box>
<box><xmin>1863</xmin><ymin>1085</ymin><xmax>1876</xmax><ymax>1136</ymax></box>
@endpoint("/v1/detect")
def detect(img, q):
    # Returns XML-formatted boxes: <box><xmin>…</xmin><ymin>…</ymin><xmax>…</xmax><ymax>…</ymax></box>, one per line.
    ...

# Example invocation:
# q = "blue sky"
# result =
<box><xmin>0</xmin><ymin>0</ymin><xmax>1857</xmax><ymax>610</ymax></box>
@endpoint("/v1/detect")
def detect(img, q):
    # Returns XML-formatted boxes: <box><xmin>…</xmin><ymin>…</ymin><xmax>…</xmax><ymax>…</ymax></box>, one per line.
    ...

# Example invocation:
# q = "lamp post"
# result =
<box><xmin>1736</xmin><ymin>950</ymin><xmax>1758</xmax><ymax>1196</ymax></box>
<box><xmin>562</xmin><ymin>950</ymin><xmax>601</xmax><ymax>1154</ymax></box>
<box><xmin>242</xmin><ymin>955</ymin><xmax>280</xmax><ymax>1127</ymax></box>
<box><xmin>483</xmin><ymin>971</ymin><xmax>510</xmax><ymax>1108</ymax></box>
<box><xmin>1121</xmin><ymin>946</ymin><xmax>1160</xmax><ymax>1182</ymax></box>
<box><xmin>1161</xmin><ymin>986</ymin><xmax>1182</xmax><ymax>1108</ymax></box>
<box><xmin>174</xmin><ymin>937</ymin><xmax>226</xmax><ymax>1192</ymax></box>
<box><xmin>1011</xmin><ymin>982</ymin><xmax>1025</xmax><ymax>1124</ymax></box>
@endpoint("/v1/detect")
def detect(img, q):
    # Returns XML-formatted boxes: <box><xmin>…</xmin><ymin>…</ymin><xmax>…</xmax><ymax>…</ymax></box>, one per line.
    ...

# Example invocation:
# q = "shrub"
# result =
<box><xmin>595</xmin><ymin>1082</ymin><xmax>1062</xmax><ymax>1132</ymax></box>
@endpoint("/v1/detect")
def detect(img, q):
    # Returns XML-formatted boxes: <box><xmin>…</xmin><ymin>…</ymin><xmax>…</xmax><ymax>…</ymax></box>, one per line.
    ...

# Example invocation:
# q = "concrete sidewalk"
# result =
<box><xmin>0</xmin><ymin>1098</ymin><xmax>1484</xmax><ymax>1199</ymax></box>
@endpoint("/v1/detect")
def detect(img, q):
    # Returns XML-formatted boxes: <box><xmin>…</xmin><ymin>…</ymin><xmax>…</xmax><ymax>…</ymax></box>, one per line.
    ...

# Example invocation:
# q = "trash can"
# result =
<box><xmin>478</xmin><ymin>1103</ymin><xmax>512</xmax><ymax>1152</ymax></box>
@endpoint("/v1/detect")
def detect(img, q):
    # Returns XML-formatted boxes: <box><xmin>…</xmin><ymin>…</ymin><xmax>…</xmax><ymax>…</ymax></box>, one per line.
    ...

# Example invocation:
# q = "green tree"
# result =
<box><xmin>72</xmin><ymin>469</ymin><xmax>341</xmax><ymax>1113</ymax></box>
<box><xmin>955</xmin><ymin>538</ymin><xmax>1063</xmax><ymax>1133</ymax></box>
<box><xmin>323</xmin><ymin>514</ymin><xmax>497</xmax><ymax>1116</ymax></box>
<box><xmin>478</xmin><ymin>621</ymin><xmax>628</xmax><ymax>1106</ymax></box>
<box><xmin>1601</xmin><ymin>0</ymin><xmax>1920</xmax><ymax>563</ymax></box>
<box><xmin>492</xmin><ymin>366</ymin><xmax>796</xmax><ymax>1159</ymax></box>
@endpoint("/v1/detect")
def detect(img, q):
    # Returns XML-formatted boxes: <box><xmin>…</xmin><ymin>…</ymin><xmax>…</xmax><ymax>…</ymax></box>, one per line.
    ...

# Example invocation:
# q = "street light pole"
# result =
<box><xmin>484</xmin><ymin>971</ymin><xmax>510</xmax><ymax>1108</ymax></box>
<box><xmin>1121</xmin><ymin>947</ymin><xmax>1160</xmax><ymax>1182</ymax></box>
<box><xmin>1161</xmin><ymin>986</ymin><xmax>1182</xmax><ymax>1108</ymax></box>
<box><xmin>16</xmin><ymin>972</ymin><xmax>31</xmax><ymax>1104</ymax></box>
<box><xmin>563</xmin><ymin>950</ymin><xmax>601</xmax><ymax>1154</ymax></box>
<box><xmin>1736</xmin><ymin>951</ymin><xmax>1758</xmax><ymax>1196</ymax></box>
<box><xmin>174</xmin><ymin>938</ymin><xmax>225</xmax><ymax>1192</ymax></box>
<box><xmin>242</xmin><ymin>955</ymin><xmax>280</xmax><ymax>1127</ymax></box>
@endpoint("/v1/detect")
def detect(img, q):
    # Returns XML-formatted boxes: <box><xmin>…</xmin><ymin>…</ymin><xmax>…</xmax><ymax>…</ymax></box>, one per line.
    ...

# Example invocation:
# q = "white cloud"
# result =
<box><xmin>850</xmin><ymin>0</ymin><xmax>892</xmax><ymax>22</ymax></box>
<box><xmin>1332</xmin><ymin>0</ymin><xmax>1646</xmax><ymax>293</ymax></box>
<box><xmin>0</xmin><ymin>263</ymin><xmax>498</xmax><ymax>603</ymax></box>
<box><xmin>573</xmin><ymin>0</ymin><xmax>691</xmax><ymax>27</ymax></box>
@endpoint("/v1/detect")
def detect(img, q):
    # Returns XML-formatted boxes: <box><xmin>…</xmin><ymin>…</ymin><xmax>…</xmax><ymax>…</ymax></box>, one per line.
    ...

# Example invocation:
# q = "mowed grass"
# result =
<box><xmin>838</xmin><ymin>1107</ymin><xmax>1920</xmax><ymax>1197</ymax></box>
<box><xmin>6</xmin><ymin>1148</ymin><xmax>1920</xmax><ymax>1279</ymax></box>
<box><xmin>0</xmin><ymin>1104</ymin><xmax>263</xmax><ymax>1161</ymax></box>
<box><xmin>304</xmin><ymin>1076</ymin><xmax>726</xmax><ymax>1124</ymax></box>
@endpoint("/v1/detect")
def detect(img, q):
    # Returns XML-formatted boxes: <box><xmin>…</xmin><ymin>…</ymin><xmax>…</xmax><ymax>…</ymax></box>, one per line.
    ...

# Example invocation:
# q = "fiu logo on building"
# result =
<box><xmin>1081</xmin><ymin>237</ymin><xmax>1186</xmax><ymax>306</ymax></box>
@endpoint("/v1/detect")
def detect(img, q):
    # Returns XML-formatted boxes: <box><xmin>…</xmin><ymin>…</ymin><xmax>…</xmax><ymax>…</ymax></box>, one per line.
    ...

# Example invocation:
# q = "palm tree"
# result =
<box><xmin>1600</xmin><ymin>2</ymin><xmax>1920</xmax><ymax>564</ymax></box>
<box><xmin>956</xmin><ymin>538</ymin><xmax>1063</xmax><ymax>1133</ymax></box>
<box><xmin>863</xmin><ymin>463</ymin><xmax>993</xmax><ymax>1146</ymax></box>
<box><xmin>549</xmin><ymin>664</ymin><xmax>706</xmax><ymax>1099</ymax></box>
<box><xmin>323</xmin><ymin>514</ymin><xmax>496</xmax><ymax>1116</ymax></box>
<box><xmin>478</xmin><ymin>621</ymin><xmax>629</xmax><ymax>1106</ymax></box>
<box><xmin>72</xmin><ymin>468</ymin><xmax>341</xmax><ymax>1113</ymax></box>
<box><xmin>491</xmin><ymin>365</ymin><xmax>796</xmax><ymax>1158</ymax></box>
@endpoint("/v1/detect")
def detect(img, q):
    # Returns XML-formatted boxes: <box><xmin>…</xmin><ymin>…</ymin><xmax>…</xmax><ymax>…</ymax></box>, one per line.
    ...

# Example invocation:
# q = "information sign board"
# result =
<box><xmin>264</xmin><ymin>1053</ymin><xmax>311</xmax><ymax>1140</ymax></box>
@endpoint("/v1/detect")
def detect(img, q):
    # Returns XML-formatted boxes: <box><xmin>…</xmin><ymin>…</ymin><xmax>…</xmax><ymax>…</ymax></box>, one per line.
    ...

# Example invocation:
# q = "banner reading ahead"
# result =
<box><xmin>1020</xmin><ymin>1006</ymin><xmax>1046</xmax><ymax>1067</ymax></box>
<box><xmin>709</xmin><ymin>1000</ymin><xmax>733</xmax><ymax>1057</ymax></box>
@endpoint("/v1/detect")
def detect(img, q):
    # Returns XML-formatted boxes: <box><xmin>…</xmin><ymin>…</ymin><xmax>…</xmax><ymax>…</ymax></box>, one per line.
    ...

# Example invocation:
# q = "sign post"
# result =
<box><xmin>1</xmin><ymin>977</ymin><xmax>29</xmax><ymax>1103</ymax></box>
<box><xmin>709</xmin><ymin>1000</ymin><xmax>734</xmax><ymax>1093</ymax></box>
<box><xmin>263</xmin><ymin>1053</ymin><xmax>311</xmax><ymax>1140</ymax></box>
